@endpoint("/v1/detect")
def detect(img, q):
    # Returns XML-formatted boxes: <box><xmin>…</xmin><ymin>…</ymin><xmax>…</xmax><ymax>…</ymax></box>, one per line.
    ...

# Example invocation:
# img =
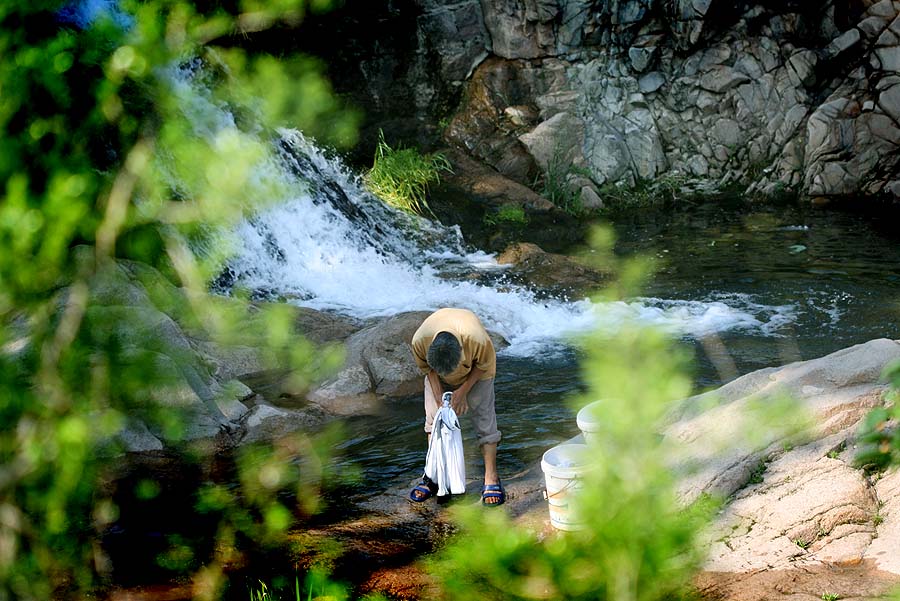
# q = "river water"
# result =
<box><xmin>326</xmin><ymin>199</ymin><xmax>900</xmax><ymax>499</ymax></box>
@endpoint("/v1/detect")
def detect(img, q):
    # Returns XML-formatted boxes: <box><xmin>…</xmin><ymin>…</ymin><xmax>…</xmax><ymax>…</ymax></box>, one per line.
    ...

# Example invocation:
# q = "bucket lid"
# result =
<box><xmin>540</xmin><ymin>443</ymin><xmax>593</xmax><ymax>477</ymax></box>
<box><xmin>576</xmin><ymin>400</ymin><xmax>606</xmax><ymax>433</ymax></box>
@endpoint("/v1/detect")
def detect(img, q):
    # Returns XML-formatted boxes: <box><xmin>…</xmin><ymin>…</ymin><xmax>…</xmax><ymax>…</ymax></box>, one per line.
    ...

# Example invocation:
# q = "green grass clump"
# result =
<box><xmin>364</xmin><ymin>131</ymin><xmax>452</xmax><ymax>215</ymax></box>
<box><xmin>483</xmin><ymin>204</ymin><xmax>529</xmax><ymax>227</ymax></box>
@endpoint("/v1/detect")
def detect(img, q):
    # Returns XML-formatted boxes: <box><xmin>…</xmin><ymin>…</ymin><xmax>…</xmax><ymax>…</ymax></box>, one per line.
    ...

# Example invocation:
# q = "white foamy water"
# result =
<box><xmin>225</xmin><ymin>133</ymin><xmax>799</xmax><ymax>356</ymax></box>
<box><xmin>165</xmin><ymin>66</ymin><xmax>799</xmax><ymax>356</ymax></box>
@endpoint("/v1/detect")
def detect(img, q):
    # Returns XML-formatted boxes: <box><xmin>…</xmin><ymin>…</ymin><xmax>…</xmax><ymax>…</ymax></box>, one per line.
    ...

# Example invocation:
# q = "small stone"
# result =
<box><xmin>858</xmin><ymin>16</ymin><xmax>889</xmax><ymax>39</ymax></box>
<box><xmin>868</xmin><ymin>0</ymin><xmax>897</xmax><ymax>18</ymax></box>
<box><xmin>504</xmin><ymin>105</ymin><xmax>539</xmax><ymax>127</ymax></box>
<box><xmin>714</xmin><ymin>145</ymin><xmax>731</xmax><ymax>162</ymax></box>
<box><xmin>629</xmin><ymin>45</ymin><xmax>658</xmax><ymax>73</ymax></box>
<box><xmin>874</xmin><ymin>46</ymin><xmax>900</xmax><ymax>72</ymax></box>
<box><xmin>879</xmin><ymin>83</ymin><xmax>900</xmax><ymax>122</ymax></box>
<box><xmin>713</xmin><ymin>118</ymin><xmax>743</xmax><ymax>148</ymax></box>
<box><xmin>699</xmin><ymin>66</ymin><xmax>752</xmax><ymax>93</ymax></box>
<box><xmin>886</xmin><ymin>180</ymin><xmax>900</xmax><ymax>197</ymax></box>
<box><xmin>580</xmin><ymin>185</ymin><xmax>604</xmax><ymax>210</ymax></box>
<box><xmin>825</xmin><ymin>28</ymin><xmax>862</xmax><ymax>59</ymax></box>
<box><xmin>688</xmin><ymin>154</ymin><xmax>709</xmax><ymax>176</ymax></box>
<box><xmin>638</xmin><ymin>71</ymin><xmax>666</xmax><ymax>93</ymax></box>
<box><xmin>787</xmin><ymin>50</ymin><xmax>818</xmax><ymax>88</ymax></box>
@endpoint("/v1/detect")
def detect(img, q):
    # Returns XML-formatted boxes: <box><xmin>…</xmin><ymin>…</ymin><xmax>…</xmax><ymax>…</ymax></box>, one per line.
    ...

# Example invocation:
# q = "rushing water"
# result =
<box><xmin>221</xmin><ymin>132</ymin><xmax>900</xmax><ymax>499</ymax></box>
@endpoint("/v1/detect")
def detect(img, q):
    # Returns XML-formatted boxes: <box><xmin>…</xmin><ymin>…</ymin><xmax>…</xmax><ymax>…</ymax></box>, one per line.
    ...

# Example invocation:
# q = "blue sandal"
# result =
<box><xmin>409</xmin><ymin>477</ymin><xmax>438</xmax><ymax>503</ymax></box>
<box><xmin>482</xmin><ymin>482</ymin><xmax>505</xmax><ymax>506</ymax></box>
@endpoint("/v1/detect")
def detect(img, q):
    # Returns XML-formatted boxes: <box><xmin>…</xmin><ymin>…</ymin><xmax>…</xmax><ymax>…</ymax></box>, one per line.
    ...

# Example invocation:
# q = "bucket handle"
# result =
<box><xmin>543</xmin><ymin>476</ymin><xmax>581</xmax><ymax>500</ymax></box>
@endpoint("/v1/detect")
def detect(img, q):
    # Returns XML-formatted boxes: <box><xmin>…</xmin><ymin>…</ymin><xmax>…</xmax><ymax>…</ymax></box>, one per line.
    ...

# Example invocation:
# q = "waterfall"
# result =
<box><xmin>222</xmin><ymin>133</ymin><xmax>796</xmax><ymax>356</ymax></box>
<box><xmin>169</xmin><ymin>66</ymin><xmax>795</xmax><ymax>357</ymax></box>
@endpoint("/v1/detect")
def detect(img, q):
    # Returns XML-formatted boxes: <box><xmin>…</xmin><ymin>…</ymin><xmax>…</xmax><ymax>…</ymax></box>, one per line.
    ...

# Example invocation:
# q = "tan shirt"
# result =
<box><xmin>411</xmin><ymin>308</ymin><xmax>496</xmax><ymax>387</ymax></box>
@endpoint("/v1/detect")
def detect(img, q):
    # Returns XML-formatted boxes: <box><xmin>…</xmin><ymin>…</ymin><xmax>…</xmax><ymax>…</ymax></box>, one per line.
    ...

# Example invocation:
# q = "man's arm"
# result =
<box><xmin>426</xmin><ymin>369</ymin><xmax>444</xmax><ymax>410</ymax></box>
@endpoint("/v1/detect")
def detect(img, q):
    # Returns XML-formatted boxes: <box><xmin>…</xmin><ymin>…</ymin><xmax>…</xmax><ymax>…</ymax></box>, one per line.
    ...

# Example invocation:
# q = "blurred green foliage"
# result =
<box><xmin>429</xmin><ymin>230</ymin><xmax>714</xmax><ymax>601</ymax></box>
<box><xmin>431</xmin><ymin>329</ymin><xmax>713</xmax><ymax>601</ymax></box>
<box><xmin>855</xmin><ymin>359</ymin><xmax>900</xmax><ymax>471</ymax></box>
<box><xmin>0</xmin><ymin>0</ymin><xmax>355</xmax><ymax>598</ymax></box>
<box><xmin>248</xmin><ymin>570</ymin><xmax>389</xmax><ymax>601</ymax></box>
<box><xmin>426</xmin><ymin>226</ymin><xmax>821</xmax><ymax>601</ymax></box>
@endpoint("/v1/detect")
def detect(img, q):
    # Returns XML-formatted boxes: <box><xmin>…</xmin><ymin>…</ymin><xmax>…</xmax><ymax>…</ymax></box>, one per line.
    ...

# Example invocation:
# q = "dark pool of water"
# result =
<box><xmin>333</xmin><ymin>200</ymin><xmax>900</xmax><ymax>498</ymax></box>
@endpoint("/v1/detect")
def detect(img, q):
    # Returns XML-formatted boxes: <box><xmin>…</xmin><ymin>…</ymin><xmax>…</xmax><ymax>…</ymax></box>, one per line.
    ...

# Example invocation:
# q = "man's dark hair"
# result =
<box><xmin>427</xmin><ymin>331</ymin><xmax>462</xmax><ymax>376</ymax></box>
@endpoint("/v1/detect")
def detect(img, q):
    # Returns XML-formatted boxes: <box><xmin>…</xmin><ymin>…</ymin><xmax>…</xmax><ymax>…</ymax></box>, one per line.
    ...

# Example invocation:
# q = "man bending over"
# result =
<box><xmin>408</xmin><ymin>308</ymin><xmax>504</xmax><ymax>506</ymax></box>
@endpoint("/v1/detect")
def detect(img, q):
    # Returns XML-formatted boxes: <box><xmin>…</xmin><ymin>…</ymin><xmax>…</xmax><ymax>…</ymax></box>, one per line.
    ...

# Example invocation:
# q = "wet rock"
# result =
<box><xmin>437</xmin><ymin>148</ymin><xmax>555</xmax><ymax>213</ymax></box>
<box><xmin>237</xmin><ymin>401</ymin><xmax>330</xmax><ymax>445</ymax></box>
<box><xmin>496</xmin><ymin>242</ymin><xmax>607</xmax><ymax>294</ymax></box>
<box><xmin>290</xmin><ymin>306</ymin><xmax>363</xmax><ymax>344</ymax></box>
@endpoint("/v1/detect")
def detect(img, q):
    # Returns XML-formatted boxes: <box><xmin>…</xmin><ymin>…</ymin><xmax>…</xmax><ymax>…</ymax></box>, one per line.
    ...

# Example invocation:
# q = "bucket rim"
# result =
<box><xmin>540</xmin><ymin>443</ymin><xmax>595</xmax><ymax>477</ymax></box>
<box><xmin>576</xmin><ymin>399</ymin><xmax>609</xmax><ymax>432</ymax></box>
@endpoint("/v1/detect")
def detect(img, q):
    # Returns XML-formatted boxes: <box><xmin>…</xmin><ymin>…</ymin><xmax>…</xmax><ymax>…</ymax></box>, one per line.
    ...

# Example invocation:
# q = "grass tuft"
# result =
<box><xmin>364</xmin><ymin>131</ymin><xmax>452</xmax><ymax>215</ymax></box>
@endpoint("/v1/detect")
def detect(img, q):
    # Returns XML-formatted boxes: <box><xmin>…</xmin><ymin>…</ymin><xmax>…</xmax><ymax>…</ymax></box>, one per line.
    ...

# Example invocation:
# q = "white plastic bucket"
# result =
<box><xmin>576</xmin><ymin>400</ymin><xmax>606</xmax><ymax>446</ymax></box>
<box><xmin>540</xmin><ymin>443</ymin><xmax>592</xmax><ymax>531</ymax></box>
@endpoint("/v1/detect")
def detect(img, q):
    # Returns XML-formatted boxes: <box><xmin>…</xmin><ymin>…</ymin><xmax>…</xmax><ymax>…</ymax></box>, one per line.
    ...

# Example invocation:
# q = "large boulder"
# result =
<box><xmin>85</xmin><ymin>264</ymin><xmax>248</xmax><ymax>448</ymax></box>
<box><xmin>667</xmin><ymin>338</ymin><xmax>900</xmax><ymax>501</ymax></box>
<box><xmin>307</xmin><ymin>311</ymin><xmax>509</xmax><ymax>416</ymax></box>
<box><xmin>84</xmin><ymin>259</ymin><xmax>351</xmax><ymax>452</ymax></box>
<box><xmin>307</xmin><ymin>311</ymin><xmax>432</xmax><ymax>415</ymax></box>
<box><xmin>662</xmin><ymin>338</ymin><xmax>900</xmax><ymax>597</ymax></box>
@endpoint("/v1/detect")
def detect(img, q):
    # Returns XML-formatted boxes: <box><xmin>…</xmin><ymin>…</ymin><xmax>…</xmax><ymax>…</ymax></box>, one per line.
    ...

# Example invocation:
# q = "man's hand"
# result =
<box><xmin>451</xmin><ymin>389</ymin><xmax>468</xmax><ymax>415</ymax></box>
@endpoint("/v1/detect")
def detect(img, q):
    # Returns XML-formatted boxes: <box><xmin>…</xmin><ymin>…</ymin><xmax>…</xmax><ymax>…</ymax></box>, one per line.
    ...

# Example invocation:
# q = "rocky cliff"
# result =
<box><xmin>296</xmin><ymin>0</ymin><xmax>900</xmax><ymax>204</ymax></box>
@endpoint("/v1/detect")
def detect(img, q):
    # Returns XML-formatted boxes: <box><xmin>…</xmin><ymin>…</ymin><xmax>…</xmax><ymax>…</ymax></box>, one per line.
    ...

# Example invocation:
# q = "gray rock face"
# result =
<box><xmin>438</xmin><ymin>1</ymin><xmax>900</xmax><ymax>203</ymax></box>
<box><xmin>86</xmin><ymin>262</ymin><xmax>254</xmax><ymax>449</ymax></box>
<box><xmin>85</xmin><ymin>259</ymin><xmax>358</xmax><ymax>452</ymax></box>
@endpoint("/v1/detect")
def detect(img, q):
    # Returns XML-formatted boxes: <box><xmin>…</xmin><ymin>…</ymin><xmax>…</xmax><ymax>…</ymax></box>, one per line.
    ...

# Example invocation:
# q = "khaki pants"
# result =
<box><xmin>424</xmin><ymin>377</ymin><xmax>501</xmax><ymax>446</ymax></box>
